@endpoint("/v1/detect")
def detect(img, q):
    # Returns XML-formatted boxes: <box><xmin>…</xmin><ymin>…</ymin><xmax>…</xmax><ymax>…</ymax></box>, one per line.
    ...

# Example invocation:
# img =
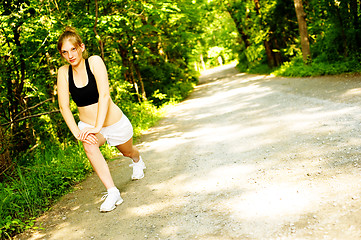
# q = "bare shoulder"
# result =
<box><xmin>88</xmin><ymin>55</ymin><xmax>104</xmax><ymax>65</ymax></box>
<box><xmin>88</xmin><ymin>55</ymin><xmax>106</xmax><ymax>70</ymax></box>
<box><xmin>57</xmin><ymin>65</ymin><xmax>69</xmax><ymax>80</ymax></box>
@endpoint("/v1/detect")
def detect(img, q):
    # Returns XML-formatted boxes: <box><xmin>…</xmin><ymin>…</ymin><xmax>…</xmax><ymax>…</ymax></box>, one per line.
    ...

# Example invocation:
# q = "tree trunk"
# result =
<box><xmin>118</xmin><ymin>43</ymin><xmax>142</xmax><ymax>103</ymax></box>
<box><xmin>94</xmin><ymin>0</ymin><xmax>105</xmax><ymax>59</ymax></box>
<box><xmin>10</xmin><ymin>23</ymin><xmax>34</xmax><ymax>151</ymax></box>
<box><xmin>254</xmin><ymin>0</ymin><xmax>260</xmax><ymax>14</ymax></box>
<box><xmin>263</xmin><ymin>40</ymin><xmax>275</xmax><ymax>67</ymax></box>
<box><xmin>252</xmin><ymin>0</ymin><xmax>280</xmax><ymax>67</ymax></box>
<box><xmin>0</xmin><ymin>126</ymin><xmax>12</xmax><ymax>181</ymax></box>
<box><xmin>334</xmin><ymin>4</ymin><xmax>348</xmax><ymax>57</ymax></box>
<box><xmin>294</xmin><ymin>0</ymin><xmax>311</xmax><ymax>63</ymax></box>
<box><xmin>349</xmin><ymin>0</ymin><xmax>359</xmax><ymax>51</ymax></box>
<box><xmin>200</xmin><ymin>54</ymin><xmax>206</xmax><ymax>71</ymax></box>
<box><xmin>273</xmin><ymin>39</ymin><xmax>283</xmax><ymax>66</ymax></box>
<box><xmin>129</xmin><ymin>41</ymin><xmax>146</xmax><ymax>101</ymax></box>
<box><xmin>134</xmin><ymin>64</ymin><xmax>147</xmax><ymax>101</ymax></box>
<box><xmin>350</xmin><ymin>0</ymin><xmax>359</xmax><ymax>30</ymax></box>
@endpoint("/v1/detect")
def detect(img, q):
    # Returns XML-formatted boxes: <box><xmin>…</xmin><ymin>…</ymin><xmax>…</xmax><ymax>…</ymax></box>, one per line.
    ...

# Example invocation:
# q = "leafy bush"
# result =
<box><xmin>272</xmin><ymin>55</ymin><xmax>361</xmax><ymax>77</ymax></box>
<box><xmin>243</xmin><ymin>63</ymin><xmax>273</xmax><ymax>75</ymax></box>
<box><xmin>140</xmin><ymin>62</ymin><xmax>198</xmax><ymax>106</ymax></box>
<box><xmin>122</xmin><ymin>100</ymin><xmax>167</xmax><ymax>138</ymax></box>
<box><xmin>0</xmin><ymin>142</ymin><xmax>91</xmax><ymax>239</ymax></box>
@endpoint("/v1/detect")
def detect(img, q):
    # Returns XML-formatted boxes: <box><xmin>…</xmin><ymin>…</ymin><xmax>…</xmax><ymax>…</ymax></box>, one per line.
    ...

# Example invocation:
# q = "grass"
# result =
<box><xmin>0</xmin><ymin>141</ymin><xmax>92</xmax><ymax>239</ymax></box>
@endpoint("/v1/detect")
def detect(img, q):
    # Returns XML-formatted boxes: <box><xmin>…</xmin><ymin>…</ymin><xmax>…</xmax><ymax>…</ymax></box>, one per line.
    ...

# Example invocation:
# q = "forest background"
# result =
<box><xmin>1</xmin><ymin>0</ymin><xmax>361</xmax><ymax>238</ymax></box>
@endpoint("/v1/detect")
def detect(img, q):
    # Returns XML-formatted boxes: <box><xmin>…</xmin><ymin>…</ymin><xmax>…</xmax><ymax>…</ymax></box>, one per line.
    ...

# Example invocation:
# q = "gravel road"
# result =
<box><xmin>17</xmin><ymin>64</ymin><xmax>361</xmax><ymax>239</ymax></box>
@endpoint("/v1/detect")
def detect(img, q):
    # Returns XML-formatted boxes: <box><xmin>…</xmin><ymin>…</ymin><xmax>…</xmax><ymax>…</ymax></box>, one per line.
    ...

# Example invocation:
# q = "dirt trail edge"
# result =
<box><xmin>17</xmin><ymin>64</ymin><xmax>361</xmax><ymax>240</ymax></box>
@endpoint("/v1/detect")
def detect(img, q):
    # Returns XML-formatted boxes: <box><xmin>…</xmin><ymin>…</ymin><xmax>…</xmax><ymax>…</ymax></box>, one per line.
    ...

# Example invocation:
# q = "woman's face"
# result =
<box><xmin>60</xmin><ymin>39</ymin><xmax>84</xmax><ymax>66</ymax></box>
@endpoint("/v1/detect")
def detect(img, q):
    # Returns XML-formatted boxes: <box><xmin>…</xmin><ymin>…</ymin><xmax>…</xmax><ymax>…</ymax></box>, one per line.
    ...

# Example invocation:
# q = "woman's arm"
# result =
<box><xmin>57</xmin><ymin>65</ymin><xmax>97</xmax><ymax>144</ymax></box>
<box><xmin>90</xmin><ymin>55</ymin><xmax>110</xmax><ymax>131</ymax></box>
<box><xmin>77</xmin><ymin>55</ymin><xmax>110</xmax><ymax>141</ymax></box>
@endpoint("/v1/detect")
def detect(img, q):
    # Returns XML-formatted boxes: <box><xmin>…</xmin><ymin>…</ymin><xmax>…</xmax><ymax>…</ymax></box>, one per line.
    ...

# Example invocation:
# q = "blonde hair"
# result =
<box><xmin>57</xmin><ymin>27</ymin><xmax>88</xmax><ymax>57</ymax></box>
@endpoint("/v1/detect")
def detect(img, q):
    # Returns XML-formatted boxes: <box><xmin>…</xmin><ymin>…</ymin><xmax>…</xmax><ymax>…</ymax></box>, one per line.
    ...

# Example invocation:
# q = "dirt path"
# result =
<box><xmin>17</xmin><ymin>64</ymin><xmax>361</xmax><ymax>239</ymax></box>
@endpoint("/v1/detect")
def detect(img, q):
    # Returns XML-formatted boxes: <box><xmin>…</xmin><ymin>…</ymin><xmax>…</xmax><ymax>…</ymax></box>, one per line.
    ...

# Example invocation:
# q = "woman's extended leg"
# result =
<box><xmin>82</xmin><ymin>133</ymin><xmax>115</xmax><ymax>189</ymax></box>
<box><xmin>83</xmin><ymin>133</ymin><xmax>123</xmax><ymax>212</ymax></box>
<box><xmin>116</xmin><ymin>138</ymin><xmax>145</xmax><ymax>180</ymax></box>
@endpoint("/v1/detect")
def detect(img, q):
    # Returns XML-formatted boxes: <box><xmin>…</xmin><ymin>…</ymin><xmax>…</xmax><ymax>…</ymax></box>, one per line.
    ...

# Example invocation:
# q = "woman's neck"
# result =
<box><xmin>72</xmin><ymin>58</ymin><xmax>85</xmax><ymax>73</ymax></box>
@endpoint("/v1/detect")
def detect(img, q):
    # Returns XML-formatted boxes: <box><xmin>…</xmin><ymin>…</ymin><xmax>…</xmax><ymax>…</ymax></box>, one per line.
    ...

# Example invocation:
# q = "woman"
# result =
<box><xmin>56</xmin><ymin>27</ymin><xmax>145</xmax><ymax>212</ymax></box>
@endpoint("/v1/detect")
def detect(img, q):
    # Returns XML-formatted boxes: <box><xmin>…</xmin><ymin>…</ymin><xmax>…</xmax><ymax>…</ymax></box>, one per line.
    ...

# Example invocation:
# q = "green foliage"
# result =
<box><xmin>123</xmin><ymin>101</ymin><xmax>167</xmax><ymax>138</ymax></box>
<box><xmin>140</xmin><ymin>62</ymin><xmax>198</xmax><ymax>106</ymax></box>
<box><xmin>239</xmin><ymin>63</ymin><xmax>273</xmax><ymax>75</ymax></box>
<box><xmin>272</xmin><ymin>55</ymin><xmax>361</xmax><ymax>77</ymax></box>
<box><xmin>202</xmin><ymin>9</ymin><xmax>239</xmax><ymax>67</ymax></box>
<box><xmin>222</xmin><ymin>0</ymin><xmax>299</xmax><ymax>68</ymax></box>
<box><xmin>0</xmin><ymin>141</ymin><xmax>91</xmax><ymax>238</ymax></box>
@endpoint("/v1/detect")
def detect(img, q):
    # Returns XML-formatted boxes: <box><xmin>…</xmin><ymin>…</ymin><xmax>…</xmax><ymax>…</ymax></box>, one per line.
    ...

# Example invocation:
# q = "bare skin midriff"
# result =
<box><xmin>78</xmin><ymin>100</ymin><xmax>123</xmax><ymax>127</ymax></box>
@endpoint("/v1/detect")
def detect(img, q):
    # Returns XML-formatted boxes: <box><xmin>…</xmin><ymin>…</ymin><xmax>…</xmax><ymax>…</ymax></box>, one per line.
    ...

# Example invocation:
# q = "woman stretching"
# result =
<box><xmin>56</xmin><ymin>27</ymin><xmax>145</xmax><ymax>212</ymax></box>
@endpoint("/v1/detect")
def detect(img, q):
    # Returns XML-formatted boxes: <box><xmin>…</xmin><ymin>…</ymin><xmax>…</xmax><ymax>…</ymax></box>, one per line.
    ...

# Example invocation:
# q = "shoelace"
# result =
<box><xmin>101</xmin><ymin>192</ymin><xmax>108</xmax><ymax>201</ymax></box>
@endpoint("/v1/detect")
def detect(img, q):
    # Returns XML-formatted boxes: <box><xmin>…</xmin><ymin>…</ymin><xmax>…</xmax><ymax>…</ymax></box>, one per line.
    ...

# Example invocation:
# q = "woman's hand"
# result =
<box><xmin>77</xmin><ymin>127</ymin><xmax>100</xmax><ymax>144</ymax></box>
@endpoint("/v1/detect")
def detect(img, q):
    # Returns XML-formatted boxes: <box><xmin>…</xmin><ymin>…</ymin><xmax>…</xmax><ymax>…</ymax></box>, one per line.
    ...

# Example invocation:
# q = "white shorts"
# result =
<box><xmin>78</xmin><ymin>114</ymin><xmax>134</xmax><ymax>146</ymax></box>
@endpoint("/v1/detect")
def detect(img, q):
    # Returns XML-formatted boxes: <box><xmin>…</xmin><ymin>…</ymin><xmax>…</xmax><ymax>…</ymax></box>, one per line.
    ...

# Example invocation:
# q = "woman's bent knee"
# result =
<box><xmin>83</xmin><ymin>142</ymin><xmax>100</xmax><ymax>155</ymax></box>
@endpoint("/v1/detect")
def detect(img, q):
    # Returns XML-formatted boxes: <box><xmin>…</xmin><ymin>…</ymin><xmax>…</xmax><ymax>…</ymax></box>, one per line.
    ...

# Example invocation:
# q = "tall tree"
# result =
<box><xmin>294</xmin><ymin>0</ymin><xmax>311</xmax><ymax>63</ymax></box>
<box><xmin>253</xmin><ymin>0</ymin><xmax>278</xmax><ymax>67</ymax></box>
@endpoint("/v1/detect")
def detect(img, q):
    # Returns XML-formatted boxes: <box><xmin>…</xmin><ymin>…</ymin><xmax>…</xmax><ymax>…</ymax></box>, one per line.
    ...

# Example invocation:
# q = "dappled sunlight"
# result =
<box><xmin>153</xmin><ymin>164</ymin><xmax>254</xmax><ymax>195</ymax></box>
<box><xmin>346</xmin><ymin>137</ymin><xmax>361</xmax><ymax>146</ymax></box>
<box><xmin>199</xmin><ymin>62</ymin><xmax>238</xmax><ymax>76</ymax></box>
<box><xmin>179</xmin><ymin>164</ymin><xmax>252</xmax><ymax>193</ymax></box>
<box><xmin>342</xmin><ymin>88</ymin><xmax>361</xmax><ymax>97</ymax></box>
<box><xmin>341</xmin><ymin>88</ymin><xmax>361</xmax><ymax>98</ymax></box>
<box><xmin>247</xmin><ymin>75</ymin><xmax>270</xmax><ymax>82</ymax></box>
<box><xmin>70</xmin><ymin>205</ymin><xmax>81</xmax><ymax>211</ymax></box>
<box><xmin>126</xmin><ymin>198</ymin><xmax>188</xmax><ymax>217</ymax></box>
<box><xmin>25</xmin><ymin>232</ymin><xmax>46</xmax><ymax>240</ymax></box>
<box><xmin>142</xmin><ymin>136</ymin><xmax>188</xmax><ymax>152</ymax></box>
<box><xmin>224</xmin><ymin>185</ymin><xmax>315</xmax><ymax>219</ymax></box>
<box><xmin>48</xmin><ymin>223</ymin><xmax>84</xmax><ymax>240</ymax></box>
<box><xmin>160</xmin><ymin>225</ymin><xmax>180</xmax><ymax>237</ymax></box>
<box><xmin>266</xmin><ymin>107</ymin><xmax>357</xmax><ymax>133</ymax></box>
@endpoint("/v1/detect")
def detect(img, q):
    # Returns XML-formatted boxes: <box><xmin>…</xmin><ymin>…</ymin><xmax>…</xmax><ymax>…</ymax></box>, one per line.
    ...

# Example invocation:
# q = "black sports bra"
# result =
<box><xmin>68</xmin><ymin>59</ymin><xmax>99</xmax><ymax>107</ymax></box>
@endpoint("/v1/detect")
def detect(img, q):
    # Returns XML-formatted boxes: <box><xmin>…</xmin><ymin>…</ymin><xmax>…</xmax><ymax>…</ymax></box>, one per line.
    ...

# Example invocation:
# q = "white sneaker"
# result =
<box><xmin>129</xmin><ymin>157</ymin><xmax>146</xmax><ymax>180</ymax></box>
<box><xmin>100</xmin><ymin>188</ymin><xmax>123</xmax><ymax>212</ymax></box>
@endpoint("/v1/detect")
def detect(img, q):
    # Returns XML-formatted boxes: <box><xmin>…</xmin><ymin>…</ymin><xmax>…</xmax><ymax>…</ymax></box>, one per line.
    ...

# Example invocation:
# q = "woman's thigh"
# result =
<box><xmin>96</xmin><ymin>133</ymin><xmax>107</xmax><ymax>147</ymax></box>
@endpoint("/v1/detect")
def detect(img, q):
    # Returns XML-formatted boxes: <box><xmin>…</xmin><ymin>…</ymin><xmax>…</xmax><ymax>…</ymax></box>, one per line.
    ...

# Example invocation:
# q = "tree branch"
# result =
<box><xmin>13</xmin><ymin>98</ymin><xmax>53</xmax><ymax>120</ymax></box>
<box><xmin>1</xmin><ymin>110</ymin><xmax>60</xmax><ymax>127</ymax></box>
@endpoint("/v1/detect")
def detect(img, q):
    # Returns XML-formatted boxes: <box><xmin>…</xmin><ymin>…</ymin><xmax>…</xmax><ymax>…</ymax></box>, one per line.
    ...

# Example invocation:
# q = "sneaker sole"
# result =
<box><xmin>100</xmin><ymin>198</ymin><xmax>124</xmax><ymax>212</ymax></box>
<box><xmin>131</xmin><ymin>173</ymin><xmax>144</xmax><ymax>180</ymax></box>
